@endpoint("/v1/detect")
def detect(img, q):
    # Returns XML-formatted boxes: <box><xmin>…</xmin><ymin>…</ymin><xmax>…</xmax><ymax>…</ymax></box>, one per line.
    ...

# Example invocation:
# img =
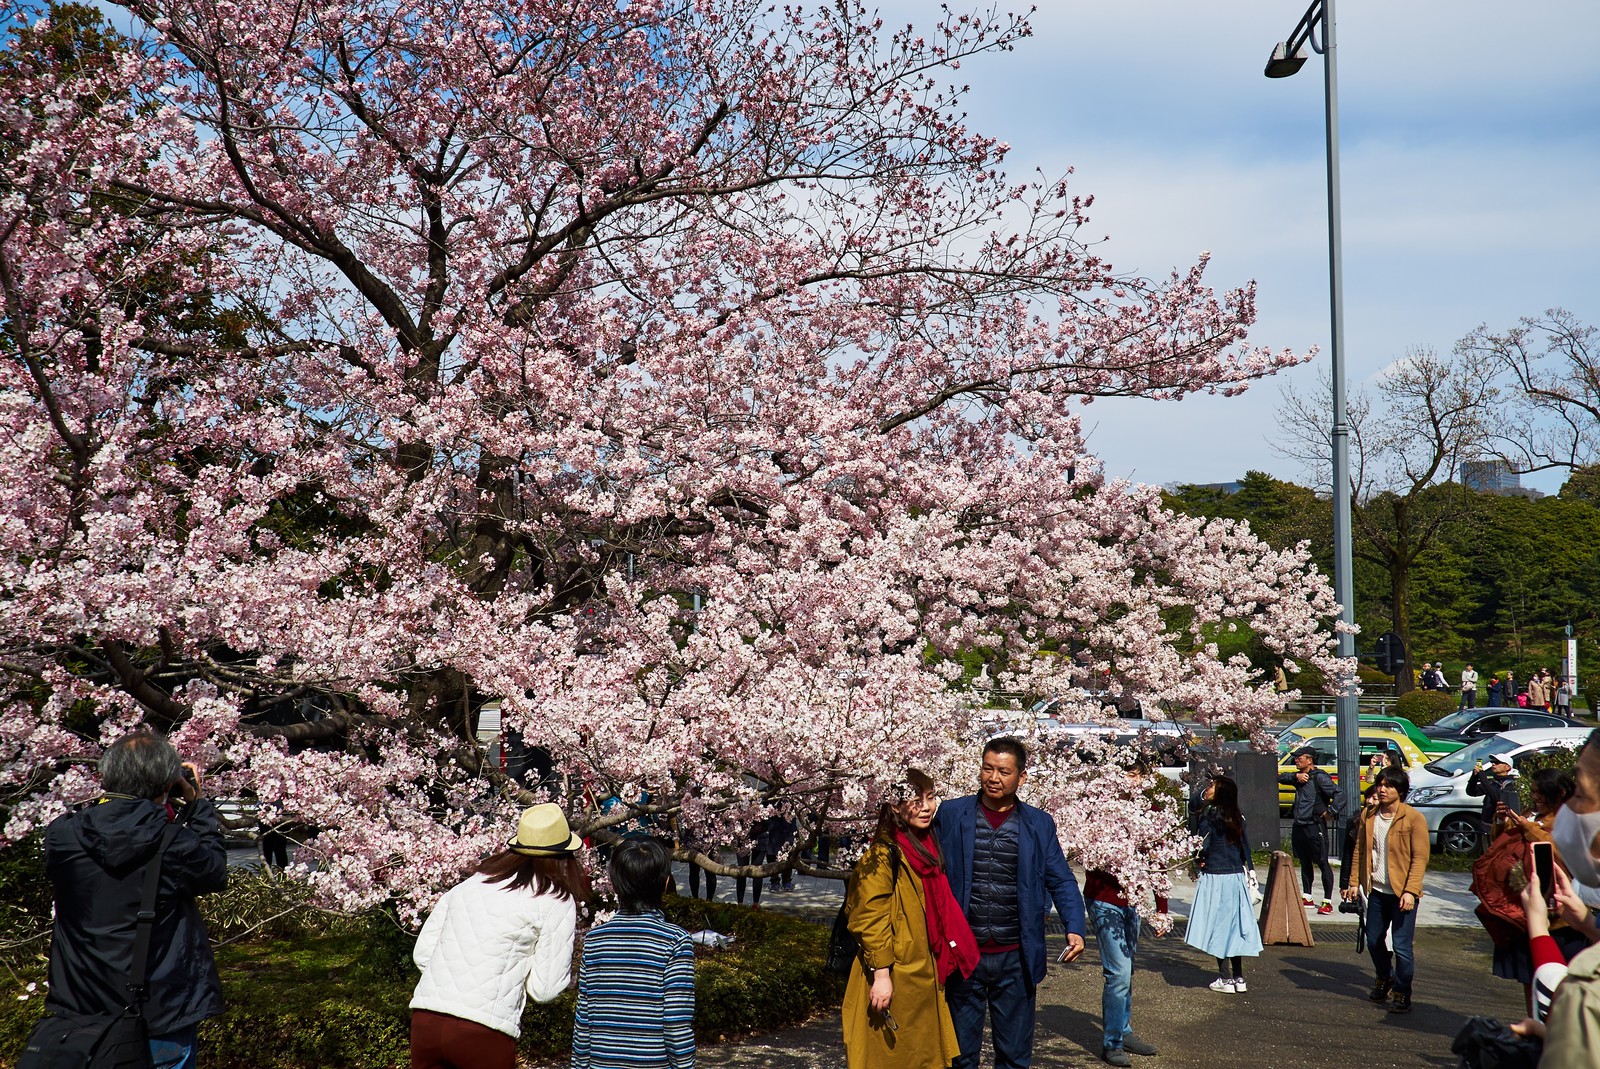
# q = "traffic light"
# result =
<box><xmin>1375</xmin><ymin>631</ymin><xmax>1405</xmax><ymax>676</ymax></box>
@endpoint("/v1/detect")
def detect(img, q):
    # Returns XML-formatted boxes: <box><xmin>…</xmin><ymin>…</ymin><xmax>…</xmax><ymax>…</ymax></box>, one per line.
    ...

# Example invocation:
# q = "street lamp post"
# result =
<box><xmin>1266</xmin><ymin>0</ymin><xmax>1360</xmax><ymax>828</ymax></box>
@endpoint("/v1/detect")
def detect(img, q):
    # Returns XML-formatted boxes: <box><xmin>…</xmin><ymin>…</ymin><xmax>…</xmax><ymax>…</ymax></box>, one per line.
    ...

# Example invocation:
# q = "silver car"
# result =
<box><xmin>1403</xmin><ymin>727</ymin><xmax>1591</xmax><ymax>855</ymax></box>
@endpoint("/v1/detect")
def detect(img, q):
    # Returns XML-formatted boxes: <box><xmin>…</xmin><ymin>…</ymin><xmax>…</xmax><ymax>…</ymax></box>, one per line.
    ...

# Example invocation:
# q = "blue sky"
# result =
<box><xmin>879</xmin><ymin>0</ymin><xmax>1600</xmax><ymax>494</ymax></box>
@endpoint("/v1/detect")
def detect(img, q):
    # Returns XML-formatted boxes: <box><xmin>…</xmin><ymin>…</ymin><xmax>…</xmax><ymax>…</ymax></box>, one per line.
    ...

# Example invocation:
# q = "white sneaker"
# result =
<box><xmin>1209</xmin><ymin>977</ymin><xmax>1238</xmax><ymax>993</ymax></box>
<box><xmin>1233</xmin><ymin>979</ymin><xmax>1248</xmax><ymax>993</ymax></box>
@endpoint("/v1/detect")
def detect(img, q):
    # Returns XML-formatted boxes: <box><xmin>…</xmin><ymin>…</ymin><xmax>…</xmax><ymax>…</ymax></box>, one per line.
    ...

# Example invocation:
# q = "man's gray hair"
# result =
<box><xmin>99</xmin><ymin>730</ymin><xmax>182</xmax><ymax>799</ymax></box>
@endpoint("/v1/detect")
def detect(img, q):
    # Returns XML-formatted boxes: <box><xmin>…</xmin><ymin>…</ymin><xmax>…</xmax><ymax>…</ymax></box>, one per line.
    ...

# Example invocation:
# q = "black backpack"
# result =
<box><xmin>825</xmin><ymin>849</ymin><xmax>901</xmax><ymax>975</ymax></box>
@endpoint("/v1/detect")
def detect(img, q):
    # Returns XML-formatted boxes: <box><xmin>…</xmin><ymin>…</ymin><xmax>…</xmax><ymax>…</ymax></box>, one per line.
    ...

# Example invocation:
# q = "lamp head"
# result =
<box><xmin>1264</xmin><ymin>41</ymin><xmax>1308</xmax><ymax>78</ymax></box>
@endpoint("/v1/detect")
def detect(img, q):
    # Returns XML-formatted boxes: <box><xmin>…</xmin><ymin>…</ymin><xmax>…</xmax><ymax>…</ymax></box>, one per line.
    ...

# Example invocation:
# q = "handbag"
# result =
<box><xmin>826</xmin><ymin>848</ymin><xmax>901</xmax><ymax>975</ymax></box>
<box><xmin>1245</xmin><ymin>869</ymin><xmax>1263</xmax><ymax>906</ymax></box>
<box><xmin>18</xmin><ymin>822</ymin><xmax>181</xmax><ymax>1069</ymax></box>
<box><xmin>1450</xmin><ymin>1015</ymin><xmax>1541</xmax><ymax>1069</ymax></box>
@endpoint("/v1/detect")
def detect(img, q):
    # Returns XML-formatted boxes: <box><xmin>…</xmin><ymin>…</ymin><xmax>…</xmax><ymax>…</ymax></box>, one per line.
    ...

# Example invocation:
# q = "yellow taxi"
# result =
<box><xmin>1275</xmin><ymin>727</ymin><xmax>1430</xmax><ymax>811</ymax></box>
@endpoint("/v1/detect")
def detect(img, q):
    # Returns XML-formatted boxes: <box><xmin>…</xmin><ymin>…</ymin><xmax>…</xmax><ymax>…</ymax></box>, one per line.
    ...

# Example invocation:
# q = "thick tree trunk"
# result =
<box><xmin>1391</xmin><ymin>562</ymin><xmax>1414</xmax><ymax>695</ymax></box>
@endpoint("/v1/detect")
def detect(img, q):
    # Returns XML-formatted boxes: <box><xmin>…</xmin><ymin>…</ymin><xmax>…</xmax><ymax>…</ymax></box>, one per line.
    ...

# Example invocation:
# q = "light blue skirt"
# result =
<box><xmin>1184</xmin><ymin>871</ymin><xmax>1264</xmax><ymax>959</ymax></box>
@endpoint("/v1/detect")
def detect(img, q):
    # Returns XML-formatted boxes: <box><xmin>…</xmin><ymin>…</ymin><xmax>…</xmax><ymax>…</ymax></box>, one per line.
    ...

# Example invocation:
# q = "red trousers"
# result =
<box><xmin>410</xmin><ymin>1009</ymin><xmax>517</xmax><ymax>1069</ymax></box>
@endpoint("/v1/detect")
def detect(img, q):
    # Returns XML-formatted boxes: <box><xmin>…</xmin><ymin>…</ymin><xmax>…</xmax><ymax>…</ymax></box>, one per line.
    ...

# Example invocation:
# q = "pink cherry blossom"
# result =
<box><xmin>0</xmin><ymin>0</ymin><xmax>1340</xmax><ymax>918</ymax></box>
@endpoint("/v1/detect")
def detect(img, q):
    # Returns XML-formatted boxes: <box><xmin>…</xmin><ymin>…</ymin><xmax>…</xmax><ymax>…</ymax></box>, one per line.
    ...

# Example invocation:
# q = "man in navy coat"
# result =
<box><xmin>936</xmin><ymin>737</ymin><xmax>1087</xmax><ymax>1069</ymax></box>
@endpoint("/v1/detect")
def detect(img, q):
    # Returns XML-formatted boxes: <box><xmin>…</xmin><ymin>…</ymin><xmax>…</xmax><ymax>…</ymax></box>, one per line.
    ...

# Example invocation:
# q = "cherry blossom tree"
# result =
<box><xmin>0</xmin><ymin>0</ymin><xmax>1341</xmax><ymax>916</ymax></box>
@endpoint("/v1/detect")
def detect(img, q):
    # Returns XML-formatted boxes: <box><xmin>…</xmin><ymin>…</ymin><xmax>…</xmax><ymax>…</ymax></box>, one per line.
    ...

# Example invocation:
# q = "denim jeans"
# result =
<box><xmin>1089</xmin><ymin>900</ymin><xmax>1139</xmax><ymax>1050</ymax></box>
<box><xmin>947</xmin><ymin>949</ymin><xmax>1035</xmax><ymax>1069</ymax></box>
<box><xmin>150</xmin><ymin>1025</ymin><xmax>198</xmax><ymax>1069</ymax></box>
<box><xmin>1365</xmin><ymin>890</ymin><xmax>1417</xmax><ymax>994</ymax></box>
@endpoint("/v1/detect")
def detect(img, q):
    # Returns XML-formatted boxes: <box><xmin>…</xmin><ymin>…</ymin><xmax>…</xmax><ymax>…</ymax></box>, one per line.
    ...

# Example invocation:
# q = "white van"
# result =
<box><xmin>1405</xmin><ymin>727</ymin><xmax>1592</xmax><ymax>855</ymax></box>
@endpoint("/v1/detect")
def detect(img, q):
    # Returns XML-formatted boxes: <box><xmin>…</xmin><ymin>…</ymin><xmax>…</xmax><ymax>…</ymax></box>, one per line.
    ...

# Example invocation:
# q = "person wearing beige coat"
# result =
<box><xmin>842</xmin><ymin>774</ymin><xmax>967</xmax><ymax>1069</ymax></box>
<box><xmin>1343</xmin><ymin>768</ymin><xmax>1430</xmax><ymax>1014</ymax></box>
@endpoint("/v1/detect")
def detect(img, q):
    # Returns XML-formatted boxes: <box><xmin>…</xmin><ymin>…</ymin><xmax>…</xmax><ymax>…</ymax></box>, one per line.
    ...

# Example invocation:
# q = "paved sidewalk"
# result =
<box><xmin>700</xmin><ymin>925</ymin><xmax>1524</xmax><ymax>1069</ymax></box>
<box><xmin>679</xmin><ymin>861</ymin><xmax>1512</xmax><ymax>1067</ymax></box>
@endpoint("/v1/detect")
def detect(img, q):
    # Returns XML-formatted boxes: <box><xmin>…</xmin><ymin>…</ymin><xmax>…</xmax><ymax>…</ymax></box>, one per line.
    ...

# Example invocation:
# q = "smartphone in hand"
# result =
<box><xmin>1531</xmin><ymin>840</ymin><xmax>1555</xmax><ymax>903</ymax></box>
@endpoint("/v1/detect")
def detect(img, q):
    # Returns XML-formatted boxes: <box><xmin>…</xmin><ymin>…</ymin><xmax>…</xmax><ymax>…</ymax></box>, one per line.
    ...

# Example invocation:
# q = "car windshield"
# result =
<box><xmin>1431</xmin><ymin>709</ymin><xmax>1485</xmax><ymax>732</ymax></box>
<box><xmin>1285</xmin><ymin>715</ymin><xmax>1324</xmax><ymax>731</ymax></box>
<box><xmin>1427</xmin><ymin>735</ymin><xmax>1507</xmax><ymax>777</ymax></box>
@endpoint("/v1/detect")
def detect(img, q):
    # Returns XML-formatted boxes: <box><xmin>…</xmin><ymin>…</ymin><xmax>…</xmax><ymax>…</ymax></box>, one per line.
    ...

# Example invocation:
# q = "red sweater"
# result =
<box><xmin>1532</xmin><ymin>934</ymin><xmax>1568</xmax><ymax>970</ymax></box>
<box><xmin>1084</xmin><ymin>869</ymin><xmax>1169</xmax><ymax>914</ymax></box>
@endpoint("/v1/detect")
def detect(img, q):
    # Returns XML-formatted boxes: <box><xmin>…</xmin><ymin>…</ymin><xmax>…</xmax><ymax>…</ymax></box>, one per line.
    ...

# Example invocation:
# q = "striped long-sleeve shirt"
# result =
<box><xmin>571</xmin><ymin>910</ymin><xmax>695</xmax><ymax>1069</ymax></box>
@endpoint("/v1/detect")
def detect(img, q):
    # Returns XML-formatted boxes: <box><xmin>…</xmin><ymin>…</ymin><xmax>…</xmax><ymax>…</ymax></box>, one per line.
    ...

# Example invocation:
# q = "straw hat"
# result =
<box><xmin>507</xmin><ymin>803</ymin><xmax>583</xmax><ymax>856</ymax></box>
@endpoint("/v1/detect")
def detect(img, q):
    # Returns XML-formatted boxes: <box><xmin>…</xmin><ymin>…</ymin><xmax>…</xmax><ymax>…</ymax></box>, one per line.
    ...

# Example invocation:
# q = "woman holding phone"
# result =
<box><xmin>841</xmin><ymin>770</ymin><xmax>976</xmax><ymax>1069</ymax></box>
<box><xmin>1492</xmin><ymin>769</ymin><xmax>1587</xmax><ymax>1008</ymax></box>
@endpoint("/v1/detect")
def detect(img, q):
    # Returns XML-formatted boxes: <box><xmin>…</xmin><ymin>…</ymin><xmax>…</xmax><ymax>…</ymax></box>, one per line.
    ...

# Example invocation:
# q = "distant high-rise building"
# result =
<box><xmin>1461</xmin><ymin>459</ymin><xmax>1543</xmax><ymax>498</ymax></box>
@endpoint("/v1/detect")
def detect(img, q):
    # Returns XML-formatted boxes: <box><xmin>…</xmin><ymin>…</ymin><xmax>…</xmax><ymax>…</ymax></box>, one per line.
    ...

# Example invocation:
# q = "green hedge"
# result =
<box><xmin>1395</xmin><ymin>689</ymin><xmax>1459</xmax><ymax>726</ymax></box>
<box><xmin>1515</xmin><ymin>745</ymin><xmax>1584</xmax><ymax>811</ymax></box>
<box><xmin>0</xmin><ymin>889</ymin><xmax>841</xmax><ymax>1068</ymax></box>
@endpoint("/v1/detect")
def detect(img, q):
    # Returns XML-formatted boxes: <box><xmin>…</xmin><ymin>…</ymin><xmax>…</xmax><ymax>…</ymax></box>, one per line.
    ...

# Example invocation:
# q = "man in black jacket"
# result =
<box><xmin>1279</xmin><ymin>747</ymin><xmax>1342</xmax><ymax>915</ymax></box>
<box><xmin>1466</xmin><ymin>752</ymin><xmax>1520</xmax><ymax>850</ymax></box>
<box><xmin>44</xmin><ymin>730</ymin><xmax>228</xmax><ymax>1068</ymax></box>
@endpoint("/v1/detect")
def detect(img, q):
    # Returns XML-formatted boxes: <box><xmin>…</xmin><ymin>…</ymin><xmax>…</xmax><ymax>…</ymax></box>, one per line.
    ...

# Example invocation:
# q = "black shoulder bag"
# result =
<box><xmin>20</xmin><ymin>821</ymin><xmax>182</xmax><ymax>1069</ymax></box>
<box><xmin>826</xmin><ymin>848</ymin><xmax>902</xmax><ymax>975</ymax></box>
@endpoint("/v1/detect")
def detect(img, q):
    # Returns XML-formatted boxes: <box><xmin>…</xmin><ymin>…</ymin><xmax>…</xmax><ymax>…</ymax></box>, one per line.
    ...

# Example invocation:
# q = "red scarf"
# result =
<box><xmin>896</xmin><ymin>828</ymin><xmax>979</xmax><ymax>984</ymax></box>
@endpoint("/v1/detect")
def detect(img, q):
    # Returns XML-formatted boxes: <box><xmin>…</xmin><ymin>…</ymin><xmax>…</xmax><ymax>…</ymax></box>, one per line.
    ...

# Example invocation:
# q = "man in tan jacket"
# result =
<box><xmin>1342</xmin><ymin>767</ymin><xmax>1430</xmax><ymax>1014</ymax></box>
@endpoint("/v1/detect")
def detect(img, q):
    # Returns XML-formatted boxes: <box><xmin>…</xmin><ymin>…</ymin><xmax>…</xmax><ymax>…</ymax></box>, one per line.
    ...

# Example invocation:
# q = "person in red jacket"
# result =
<box><xmin>1083</xmin><ymin>760</ymin><xmax>1166</xmax><ymax>1067</ymax></box>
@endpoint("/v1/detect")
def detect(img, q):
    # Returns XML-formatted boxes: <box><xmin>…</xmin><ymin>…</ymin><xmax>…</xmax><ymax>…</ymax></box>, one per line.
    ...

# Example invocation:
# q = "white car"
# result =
<box><xmin>986</xmin><ymin>702</ymin><xmax>1191</xmax><ymax>791</ymax></box>
<box><xmin>1404</xmin><ymin>727</ymin><xmax>1591</xmax><ymax>855</ymax></box>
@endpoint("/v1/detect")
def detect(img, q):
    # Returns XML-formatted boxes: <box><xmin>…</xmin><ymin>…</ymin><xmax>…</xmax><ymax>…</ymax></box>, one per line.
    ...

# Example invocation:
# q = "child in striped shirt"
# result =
<box><xmin>573</xmin><ymin>839</ymin><xmax>696</xmax><ymax>1069</ymax></box>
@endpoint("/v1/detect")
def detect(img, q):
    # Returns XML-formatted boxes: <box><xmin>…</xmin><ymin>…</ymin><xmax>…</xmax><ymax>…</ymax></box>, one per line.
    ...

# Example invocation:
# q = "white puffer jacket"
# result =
<box><xmin>410</xmin><ymin>872</ymin><xmax>578</xmax><ymax>1037</ymax></box>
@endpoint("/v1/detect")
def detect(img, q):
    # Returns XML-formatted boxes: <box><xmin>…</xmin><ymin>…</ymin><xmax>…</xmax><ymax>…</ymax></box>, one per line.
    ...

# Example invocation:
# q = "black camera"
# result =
<box><xmin>1338</xmin><ymin>899</ymin><xmax>1362</xmax><ymax>915</ymax></box>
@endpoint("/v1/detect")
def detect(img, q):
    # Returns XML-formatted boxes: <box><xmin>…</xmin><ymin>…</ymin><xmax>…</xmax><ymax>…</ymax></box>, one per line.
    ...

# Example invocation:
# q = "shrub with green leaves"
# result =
<box><xmin>1395</xmin><ymin>689</ymin><xmax>1459</xmax><ymax>727</ymax></box>
<box><xmin>1515</xmin><ymin>745</ymin><xmax>1583</xmax><ymax>812</ymax></box>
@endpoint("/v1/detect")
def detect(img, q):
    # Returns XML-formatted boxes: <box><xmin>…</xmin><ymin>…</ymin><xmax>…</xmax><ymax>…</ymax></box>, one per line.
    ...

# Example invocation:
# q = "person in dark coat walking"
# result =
<box><xmin>43</xmin><ymin>730</ymin><xmax>228</xmax><ymax>1069</ymax></box>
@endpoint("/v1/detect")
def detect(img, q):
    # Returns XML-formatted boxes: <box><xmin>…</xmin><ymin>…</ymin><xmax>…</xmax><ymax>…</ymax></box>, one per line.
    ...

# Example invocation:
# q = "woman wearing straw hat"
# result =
<box><xmin>411</xmin><ymin>803</ymin><xmax>590</xmax><ymax>1069</ymax></box>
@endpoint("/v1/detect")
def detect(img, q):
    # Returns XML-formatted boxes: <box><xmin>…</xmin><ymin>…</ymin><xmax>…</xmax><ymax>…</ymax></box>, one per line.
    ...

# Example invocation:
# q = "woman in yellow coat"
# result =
<box><xmin>843</xmin><ymin>769</ymin><xmax>978</xmax><ymax>1069</ymax></box>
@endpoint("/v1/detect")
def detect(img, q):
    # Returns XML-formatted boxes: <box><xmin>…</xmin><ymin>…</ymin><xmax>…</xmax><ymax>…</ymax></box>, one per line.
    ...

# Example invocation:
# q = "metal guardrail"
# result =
<box><xmin>988</xmin><ymin>689</ymin><xmax>1400</xmax><ymax>719</ymax></box>
<box><xmin>1283</xmin><ymin>694</ymin><xmax>1401</xmax><ymax>719</ymax></box>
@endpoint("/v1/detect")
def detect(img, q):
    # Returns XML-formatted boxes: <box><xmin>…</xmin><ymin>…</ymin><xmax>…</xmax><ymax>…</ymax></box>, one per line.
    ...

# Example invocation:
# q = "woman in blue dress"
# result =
<box><xmin>1185</xmin><ymin>775</ymin><xmax>1263</xmax><ymax>992</ymax></box>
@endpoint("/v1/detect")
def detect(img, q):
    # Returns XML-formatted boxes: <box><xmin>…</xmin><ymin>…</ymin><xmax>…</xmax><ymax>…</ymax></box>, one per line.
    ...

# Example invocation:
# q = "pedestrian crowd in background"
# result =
<box><xmin>29</xmin><ymin>727</ymin><xmax>1600</xmax><ymax>1069</ymax></box>
<box><xmin>1417</xmin><ymin>662</ymin><xmax>1574</xmax><ymax>714</ymax></box>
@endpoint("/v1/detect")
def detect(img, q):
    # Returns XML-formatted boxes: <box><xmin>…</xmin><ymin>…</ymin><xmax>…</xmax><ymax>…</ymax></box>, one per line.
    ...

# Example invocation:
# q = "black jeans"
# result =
<box><xmin>1291</xmin><ymin>821</ymin><xmax>1335</xmax><ymax>901</ymax></box>
<box><xmin>687</xmin><ymin>861</ymin><xmax>717</xmax><ymax>900</ymax></box>
<box><xmin>735</xmin><ymin>848</ymin><xmax>767</xmax><ymax>905</ymax></box>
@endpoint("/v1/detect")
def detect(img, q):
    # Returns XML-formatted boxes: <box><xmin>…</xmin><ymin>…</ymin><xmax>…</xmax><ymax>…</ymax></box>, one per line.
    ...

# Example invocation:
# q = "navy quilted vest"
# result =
<box><xmin>967</xmin><ymin>807</ymin><xmax>1021</xmax><ymax>946</ymax></box>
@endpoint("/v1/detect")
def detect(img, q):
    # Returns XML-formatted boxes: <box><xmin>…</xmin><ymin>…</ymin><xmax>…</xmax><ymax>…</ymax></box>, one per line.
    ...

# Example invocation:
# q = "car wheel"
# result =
<box><xmin>1438</xmin><ymin>816</ymin><xmax>1482</xmax><ymax>856</ymax></box>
